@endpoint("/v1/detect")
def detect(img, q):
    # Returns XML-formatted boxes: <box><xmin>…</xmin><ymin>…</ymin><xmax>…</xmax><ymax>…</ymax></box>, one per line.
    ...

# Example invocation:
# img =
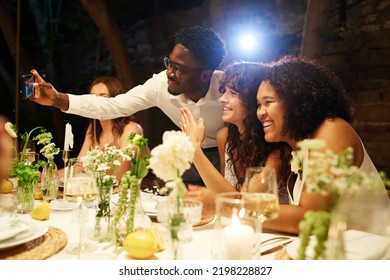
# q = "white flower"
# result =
<box><xmin>290</xmin><ymin>151</ymin><xmax>302</xmax><ymax>179</ymax></box>
<box><xmin>149</xmin><ymin>131</ymin><xmax>195</xmax><ymax>182</ymax></box>
<box><xmin>295</xmin><ymin>139</ymin><xmax>384</xmax><ymax>197</ymax></box>
<box><xmin>40</xmin><ymin>142</ymin><xmax>60</xmax><ymax>160</ymax></box>
<box><xmin>4</xmin><ymin>122</ymin><xmax>17</xmax><ymax>138</ymax></box>
<box><xmin>81</xmin><ymin>144</ymin><xmax>133</xmax><ymax>176</ymax></box>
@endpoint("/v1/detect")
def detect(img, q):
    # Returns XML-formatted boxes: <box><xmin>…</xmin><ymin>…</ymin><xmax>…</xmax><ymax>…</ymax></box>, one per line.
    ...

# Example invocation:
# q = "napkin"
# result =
<box><xmin>344</xmin><ymin>230</ymin><xmax>390</xmax><ymax>259</ymax></box>
<box><xmin>0</xmin><ymin>218</ymin><xmax>29</xmax><ymax>242</ymax></box>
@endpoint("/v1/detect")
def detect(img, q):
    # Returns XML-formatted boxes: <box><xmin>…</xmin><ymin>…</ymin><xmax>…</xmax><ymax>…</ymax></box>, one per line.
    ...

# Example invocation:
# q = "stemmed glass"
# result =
<box><xmin>64</xmin><ymin>176</ymin><xmax>98</xmax><ymax>259</ymax></box>
<box><xmin>242</xmin><ymin>166</ymin><xmax>280</xmax><ymax>256</ymax></box>
<box><xmin>19</xmin><ymin>140</ymin><xmax>38</xmax><ymax>164</ymax></box>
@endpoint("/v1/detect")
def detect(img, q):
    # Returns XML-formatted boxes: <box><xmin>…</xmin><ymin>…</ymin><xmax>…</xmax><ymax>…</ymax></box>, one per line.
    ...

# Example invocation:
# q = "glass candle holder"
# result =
<box><xmin>212</xmin><ymin>192</ymin><xmax>260</xmax><ymax>260</ymax></box>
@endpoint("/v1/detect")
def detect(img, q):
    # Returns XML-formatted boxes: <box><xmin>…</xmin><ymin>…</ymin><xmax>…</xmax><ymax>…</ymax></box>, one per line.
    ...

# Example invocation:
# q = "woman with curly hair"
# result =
<box><xmin>257</xmin><ymin>55</ymin><xmax>387</xmax><ymax>234</ymax></box>
<box><xmin>58</xmin><ymin>77</ymin><xmax>146</xmax><ymax>184</ymax></box>
<box><xmin>181</xmin><ymin>61</ymin><xmax>291</xmax><ymax>204</ymax></box>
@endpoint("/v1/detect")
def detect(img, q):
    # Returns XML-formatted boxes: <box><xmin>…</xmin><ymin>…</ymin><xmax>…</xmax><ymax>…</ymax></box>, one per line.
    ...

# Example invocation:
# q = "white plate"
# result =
<box><xmin>50</xmin><ymin>199</ymin><xmax>78</xmax><ymax>211</ymax></box>
<box><xmin>0</xmin><ymin>219</ymin><xmax>48</xmax><ymax>250</ymax></box>
<box><xmin>286</xmin><ymin>230</ymin><xmax>390</xmax><ymax>260</ymax></box>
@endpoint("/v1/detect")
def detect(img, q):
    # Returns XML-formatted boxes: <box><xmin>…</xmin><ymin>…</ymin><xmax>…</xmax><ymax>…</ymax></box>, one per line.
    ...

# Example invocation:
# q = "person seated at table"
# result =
<box><xmin>0</xmin><ymin>116</ymin><xmax>14</xmax><ymax>180</ymax></box>
<box><xmin>256</xmin><ymin>55</ymin><xmax>388</xmax><ymax>234</ymax></box>
<box><xmin>58</xmin><ymin>76</ymin><xmax>148</xmax><ymax>187</ymax></box>
<box><xmin>181</xmin><ymin>62</ymin><xmax>291</xmax><ymax>203</ymax></box>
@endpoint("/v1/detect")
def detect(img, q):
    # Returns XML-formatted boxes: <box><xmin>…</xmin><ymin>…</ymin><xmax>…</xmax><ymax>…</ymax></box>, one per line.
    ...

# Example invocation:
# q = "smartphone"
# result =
<box><xmin>20</xmin><ymin>74</ymin><xmax>35</xmax><ymax>99</ymax></box>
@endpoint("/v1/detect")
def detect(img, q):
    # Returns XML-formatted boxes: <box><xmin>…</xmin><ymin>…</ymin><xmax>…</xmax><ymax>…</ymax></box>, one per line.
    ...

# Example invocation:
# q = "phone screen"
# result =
<box><xmin>20</xmin><ymin>74</ymin><xmax>35</xmax><ymax>99</ymax></box>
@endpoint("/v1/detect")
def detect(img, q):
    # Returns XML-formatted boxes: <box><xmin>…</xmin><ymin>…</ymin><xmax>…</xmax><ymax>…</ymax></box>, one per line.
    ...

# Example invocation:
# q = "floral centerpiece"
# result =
<box><xmin>35</xmin><ymin>130</ymin><xmax>60</xmax><ymax>201</ymax></box>
<box><xmin>4</xmin><ymin>122</ymin><xmax>57</xmax><ymax>212</ymax></box>
<box><xmin>113</xmin><ymin>133</ymin><xmax>149</xmax><ymax>250</ymax></box>
<box><xmin>81</xmin><ymin>142</ymin><xmax>133</xmax><ymax>238</ymax></box>
<box><xmin>148</xmin><ymin>130</ymin><xmax>195</xmax><ymax>259</ymax></box>
<box><xmin>292</xmin><ymin>139</ymin><xmax>387</xmax><ymax>259</ymax></box>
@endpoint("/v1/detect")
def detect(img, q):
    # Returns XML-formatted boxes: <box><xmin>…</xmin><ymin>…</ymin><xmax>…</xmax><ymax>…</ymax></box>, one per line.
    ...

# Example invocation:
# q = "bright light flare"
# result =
<box><xmin>238</xmin><ymin>33</ymin><xmax>258</xmax><ymax>53</ymax></box>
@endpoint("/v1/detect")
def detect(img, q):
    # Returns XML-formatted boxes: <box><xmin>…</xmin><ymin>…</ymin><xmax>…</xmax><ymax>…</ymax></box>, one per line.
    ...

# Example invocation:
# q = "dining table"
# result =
<box><xmin>0</xmin><ymin>191</ymin><xmax>297</xmax><ymax>261</ymax></box>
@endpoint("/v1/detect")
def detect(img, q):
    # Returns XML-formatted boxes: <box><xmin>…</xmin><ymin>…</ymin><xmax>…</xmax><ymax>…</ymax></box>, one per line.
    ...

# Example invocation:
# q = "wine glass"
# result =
<box><xmin>64</xmin><ymin>176</ymin><xmax>98</xmax><ymax>259</ymax></box>
<box><xmin>242</xmin><ymin>166</ymin><xmax>280</xmax><ymax>257</ymax></box>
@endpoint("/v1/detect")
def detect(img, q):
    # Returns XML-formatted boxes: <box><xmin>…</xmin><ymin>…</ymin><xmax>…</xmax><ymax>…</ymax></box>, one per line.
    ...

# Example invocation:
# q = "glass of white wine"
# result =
<box><xmin>242</xmin><ymin>166</ymin><xmax>280</xmax><ymax>257</ymax></box>
<box><xmin>64</xmin><ymin>176</ymin><xmax>98</xmax><ymax>259</ymax></box>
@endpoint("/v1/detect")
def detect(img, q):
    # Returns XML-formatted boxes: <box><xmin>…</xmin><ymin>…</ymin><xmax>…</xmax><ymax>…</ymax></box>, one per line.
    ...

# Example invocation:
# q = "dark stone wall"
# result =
<box><xmin>321</xmin><ymin>0</ymin><xmax>390</xmax><ymax>175</ymax></box>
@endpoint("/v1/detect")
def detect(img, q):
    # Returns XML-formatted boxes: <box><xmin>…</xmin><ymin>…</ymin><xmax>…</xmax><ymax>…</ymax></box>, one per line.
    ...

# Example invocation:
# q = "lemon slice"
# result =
<box><xmin>148</xmin><ymin>224</ymin><xmax>166</xmax><ymax>252</ymax></box>
<box><xmin>30</xmin><ymin>201</ymin><xmax>51</xmax><ymax>220</ymax></box>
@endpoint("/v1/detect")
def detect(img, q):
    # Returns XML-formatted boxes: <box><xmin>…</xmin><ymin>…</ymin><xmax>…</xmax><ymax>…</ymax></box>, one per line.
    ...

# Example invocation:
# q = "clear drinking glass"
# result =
<box><xmin>20</xmin><ymin>139</ymin><xmax>36</xmax><ymax>153</ymax></box>
<box><xmin>157</xmin><ymin>198</ymin><xmax>203</xmax><ymax>244</ymax></box>
<box><xmin>64</xmin><ymin>176</ymin><xmax>98</xmax><ymax>259</ymax></box>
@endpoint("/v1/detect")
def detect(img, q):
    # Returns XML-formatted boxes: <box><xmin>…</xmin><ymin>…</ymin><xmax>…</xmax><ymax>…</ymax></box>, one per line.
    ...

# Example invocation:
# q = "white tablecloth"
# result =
<box><xmin>0</xmin><ymin>193</ymin><xmax>295</xmax><ymax>260</ymax></box>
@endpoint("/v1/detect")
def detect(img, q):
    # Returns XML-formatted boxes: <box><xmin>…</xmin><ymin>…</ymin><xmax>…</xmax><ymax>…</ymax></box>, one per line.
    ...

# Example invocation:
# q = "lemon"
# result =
<box><xmin>147</xmin><ymin>224</ymin><xmax>166</xmax><ymax>252</ymax></box>
<box><xmin>0</xmin><ymin>179</ymin><xmax>13</xmax><ymax>194</ymax></box>
<box><xmin>123</xmin><ymin>230</ymin><xmax>157</xmax><ymax>259</ymax></box>
<box><xmin>30</xmin><ymin>201</ymin><xmax>51</xmax><ymax>220</ymax></box>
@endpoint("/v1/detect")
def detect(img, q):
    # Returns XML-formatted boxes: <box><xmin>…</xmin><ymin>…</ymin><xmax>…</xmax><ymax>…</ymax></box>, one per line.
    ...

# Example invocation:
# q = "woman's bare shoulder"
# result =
<box><xmin>123</xmin><ymin>121</ymin><xmax>144</xmax><ymax>136</ymax></box>
<box><xmin>313</xmin><ymin>118</ymin><xmax>361</xmax><ymax>154</ymax></box>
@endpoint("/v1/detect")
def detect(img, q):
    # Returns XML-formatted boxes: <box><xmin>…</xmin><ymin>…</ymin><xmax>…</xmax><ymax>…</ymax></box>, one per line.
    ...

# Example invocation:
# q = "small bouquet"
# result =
<box><xmin>149</xmin><ymin>130</ymin><xmax>195</xmax><ymax>259</ymax></box>
<box><xmin>81</xmin><ymin>142</ymin><xmax>133</xmax><ymax>237</ymax></box>
<box><xmin>293</xmin><ymin>139</ymin><xmax>387</xmax><ymax>260</ymax></box>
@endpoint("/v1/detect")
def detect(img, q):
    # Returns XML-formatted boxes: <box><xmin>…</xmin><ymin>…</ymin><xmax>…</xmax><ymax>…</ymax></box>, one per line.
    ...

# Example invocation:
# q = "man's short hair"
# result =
<box><xmin>174</xmin><ymin>25</ymin><xmax>227</xmax><ymax>70</ymax></box>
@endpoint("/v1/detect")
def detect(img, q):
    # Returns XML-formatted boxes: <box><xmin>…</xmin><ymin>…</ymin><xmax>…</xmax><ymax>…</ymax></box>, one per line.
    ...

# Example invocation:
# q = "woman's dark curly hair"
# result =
<box><xmin>219</xmin><ymin>62</ymin><xmax>291</xmax><ymax>186</ymax></box>
<box><xmin>174</xmin><ymin>25</ymin><xmax>227</xmax><ymax>70</ymax></box>
<box><xmin>263</xmin><ymin>55</ymin><xmax>354</xmax><ymax>141</ymax></box>
<box><xmin>88</xmin><ymin>77</ymin><xmax>138</xmax><ymax>145</ymax></box>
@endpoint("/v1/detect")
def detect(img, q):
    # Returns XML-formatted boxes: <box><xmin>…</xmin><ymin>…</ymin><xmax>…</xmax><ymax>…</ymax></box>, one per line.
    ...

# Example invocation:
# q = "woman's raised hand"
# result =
<box><xmin>180</xmin><ymin>107</ymin><xmax>205</xmax><ymax>149</ymax></box>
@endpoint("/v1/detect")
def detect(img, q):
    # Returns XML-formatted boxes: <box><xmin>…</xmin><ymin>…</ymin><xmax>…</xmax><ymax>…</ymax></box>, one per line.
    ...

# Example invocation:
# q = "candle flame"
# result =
<box><xmin>231</xmin><ymin>208</ymin><xmax>246</xmax><ymax>226</ymax></box>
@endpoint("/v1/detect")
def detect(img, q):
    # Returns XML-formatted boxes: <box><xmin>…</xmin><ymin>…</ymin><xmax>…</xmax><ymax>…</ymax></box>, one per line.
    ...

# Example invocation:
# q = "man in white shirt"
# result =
<box><xmin>30</xmin><ymin>25</ymin><xmax>227</xmax><ymax>186</ymax></box>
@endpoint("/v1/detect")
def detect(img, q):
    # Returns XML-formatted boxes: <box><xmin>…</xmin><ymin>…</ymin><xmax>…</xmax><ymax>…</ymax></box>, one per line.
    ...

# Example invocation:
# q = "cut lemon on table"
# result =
<box><xmin>30</xmin><ymin>201</ymin><xmax>51</xmax><ymax>220</ymax></box>
<box><xmin>148</xmin><ymin>224</ymin><xmax>166</xmax><ymax>252</ymax></box>
<box><xmin>123</xmin><ymin>230</ymin><xmax>158</xmax><ymax>259</ymax></box>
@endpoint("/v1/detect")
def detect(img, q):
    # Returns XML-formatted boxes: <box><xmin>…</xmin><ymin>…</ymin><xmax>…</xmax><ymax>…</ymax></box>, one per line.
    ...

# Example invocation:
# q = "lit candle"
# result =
<box><xmin>63</xmin><ymin>123</ymin><xmax>73</xmax><ymax>151</ymax></box>
<box><xmin>223</xmin><ymin>214</ymin><xmax>255</xmax><ymax>259</ymax></box>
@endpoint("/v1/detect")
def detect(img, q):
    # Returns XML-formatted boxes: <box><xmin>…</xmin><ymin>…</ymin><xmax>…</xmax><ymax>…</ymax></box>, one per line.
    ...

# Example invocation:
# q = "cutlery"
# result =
<box><xmin>260</xmin><ymin>236</ymin><xmax>291</xmax><ymax>245</ymax></box>
<box><xmin>261</xmin><ymin>239</ymin><xmax>294</xmax><ymax>255</ymax></box>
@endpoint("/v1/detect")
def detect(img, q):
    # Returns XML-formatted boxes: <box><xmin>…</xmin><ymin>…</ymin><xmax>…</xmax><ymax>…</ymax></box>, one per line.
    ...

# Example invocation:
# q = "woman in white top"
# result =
<box><xmin>58</xmin><ymin>77</ymin><xmax>145</xmax><ymax>185</ymax></box>
<box><xmin>256</xmin><ymin>55</ymin><xmax>388</xmax><ymax>234</ymax></box>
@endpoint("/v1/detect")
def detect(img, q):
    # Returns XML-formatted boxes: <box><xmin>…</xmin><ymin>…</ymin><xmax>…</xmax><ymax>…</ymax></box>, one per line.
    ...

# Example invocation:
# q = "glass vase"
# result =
<box><xmin>114</xmin><ymin>178</ymin><xmax>151</xmax><ymax>248</ymax></box>
<box><xmin>94</xmin><ymin>171</ymin><xmax>114</xmax><ymax>240</ymax></box>
<box><xmin>167</xmin><ymin>224</ymin><xmax>185</xmax><ymax>260</ymax></box>
<box><xmin>16</xmin><ymin>185</ymin><xmax>35</xmax><ymax>214</ymax></box>
<box><xmin>41</xmin><ymin>159</ymin><xmax>59</xmax><ymax>202</ymax></box>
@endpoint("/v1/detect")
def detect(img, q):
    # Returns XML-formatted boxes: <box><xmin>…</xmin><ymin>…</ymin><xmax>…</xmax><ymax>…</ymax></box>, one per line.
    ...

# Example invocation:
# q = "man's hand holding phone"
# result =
<box><xmin>28</xmin><ymin>70</ymin><xmax>70</xmax><ymax>111</ymax></box>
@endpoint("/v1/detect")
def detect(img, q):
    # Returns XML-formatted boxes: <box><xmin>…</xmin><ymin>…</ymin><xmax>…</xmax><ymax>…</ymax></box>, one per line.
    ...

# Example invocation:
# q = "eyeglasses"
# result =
<box><xmin>163</xmin><ymin>56</ymin><xmax>204</xmax><ymax>78</ymax></box>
